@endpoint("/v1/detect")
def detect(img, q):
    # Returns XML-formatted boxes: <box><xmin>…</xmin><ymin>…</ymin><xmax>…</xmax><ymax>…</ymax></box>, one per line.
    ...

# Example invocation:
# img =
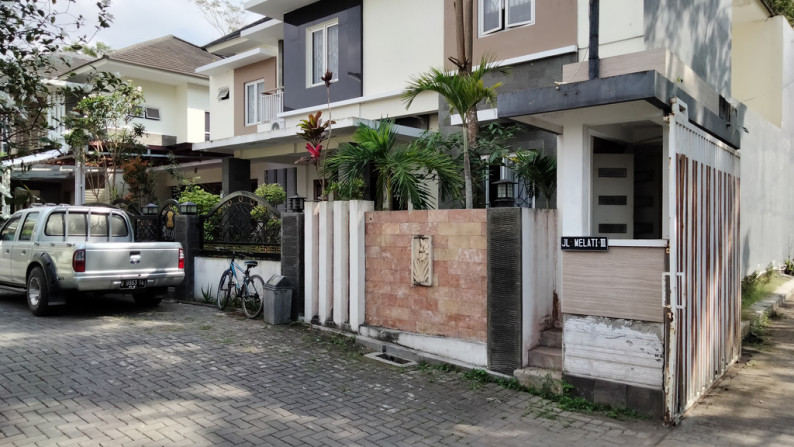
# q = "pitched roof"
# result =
<box><xmin>75</xmin><ymin>35</ymin><xmax>222</xmax><ymax>79</ymax></box>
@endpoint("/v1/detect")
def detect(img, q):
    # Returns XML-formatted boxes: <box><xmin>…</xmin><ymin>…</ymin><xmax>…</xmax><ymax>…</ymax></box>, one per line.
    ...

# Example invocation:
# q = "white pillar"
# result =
<box><xmin>349</xmin><ymin>200</ymin><xmax>374</xmax><ymax>332</ymax></box>
<box><xmin>332</xmin><ymin>200</ymin><xmax>349</xmax><ymax>326</ymax></box>
<box><xmin>317</xmin><ymin>201</ymin><xmax>334</xmax><ymax>324</ymax></box>
<box><xmin>304</xmin><ymin>202</ymin><xmax>320</xmax><ymax>322</ymax></box>
<box><xmin>74</xmin><ymin>146</ymin><xmax>86</xmax><ymax>205</ymax></box>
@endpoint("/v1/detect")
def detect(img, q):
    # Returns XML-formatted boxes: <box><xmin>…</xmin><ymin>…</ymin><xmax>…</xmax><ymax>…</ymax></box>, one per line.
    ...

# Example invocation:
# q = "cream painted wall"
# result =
<box><xmin>362</xmin><ymin>0</ymin><xmax>444</xmax><ymax>97</ymax></box>
<box><xmin>186</xmin><ymin>83</ymin><xmax>209</xmax><ymax>143</ymax></box>
<box><xmin>130</xmin><ymin>79</ymin><xmax>179</xmax><ymax>140</ymax></box>
<box><xmin>576</xmin><ymin>0</ymin><xmax>645</xmax><ymax>60</ymax></box>
<box><xmin>732</xmin><ymin>17</ymin><xmax>784</xmax><ymax>127</ymax></box>
<box><xmin>208</xmin><ymin>71</ymin><xmax>235</xmax><ymax>140</ymax></box>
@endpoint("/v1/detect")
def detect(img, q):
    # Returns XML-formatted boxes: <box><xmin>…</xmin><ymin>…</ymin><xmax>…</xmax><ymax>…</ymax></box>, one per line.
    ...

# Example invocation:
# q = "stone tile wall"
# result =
<box><xmin>364</xmin><ymin>209</ymin><xmax>488</xmax><ymax>342</ymax></box>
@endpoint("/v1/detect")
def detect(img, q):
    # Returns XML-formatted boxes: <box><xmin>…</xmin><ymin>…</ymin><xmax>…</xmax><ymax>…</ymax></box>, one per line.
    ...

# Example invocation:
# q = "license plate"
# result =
<box><xmin>120</xmin><ymin>279</ymin><xmax>147</xmax><ymax>289</ymax></box>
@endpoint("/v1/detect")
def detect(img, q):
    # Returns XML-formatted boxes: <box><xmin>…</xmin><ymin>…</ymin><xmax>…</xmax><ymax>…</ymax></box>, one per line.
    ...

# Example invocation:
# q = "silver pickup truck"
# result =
<box><xmin>0</xmin><ymin>204</ymin><xmax>185</xmax><ymax>315</ymax></box>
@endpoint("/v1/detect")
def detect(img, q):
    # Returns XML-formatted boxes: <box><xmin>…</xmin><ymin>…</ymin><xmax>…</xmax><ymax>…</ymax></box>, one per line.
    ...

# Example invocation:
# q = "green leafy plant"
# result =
<box><xmin>506</xmin><ymin>150</ymin><xmax>557</xmax><ymax>208</ymax></box>
<box><xmin>177</xmin><ymin>185</ymin><xmax>220</xmax><ymax>215</ymax></box>
<box><xmin>327</xmin><ymin>178</ymin><xmax>366</xmax><ymax>201</ymax></box>
<box><xmin>121</xmin><ymin>156</ymin><xmax>155</xmax><ymax>206</ymax></box>
<box><xmin>403</xmin><ymin>56</ymin><xmax>509</xmax><ymax>209</ymax></box>
<box><xmin>251</xmin><ymin>183</ymin><xmax>286</xmax><ymax>221</ymax></box>
<box><xmin>323</xmin><ymin>119</ymin><xmax>462</xmax><ymax>210</ymax></box>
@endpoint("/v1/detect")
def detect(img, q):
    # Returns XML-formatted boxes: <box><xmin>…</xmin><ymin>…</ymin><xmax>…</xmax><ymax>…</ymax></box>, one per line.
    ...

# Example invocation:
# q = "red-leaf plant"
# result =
<box><xmin>296</xmin><ymin>70</ymin><xmax>335</xmax><ymax>199</ymax></box>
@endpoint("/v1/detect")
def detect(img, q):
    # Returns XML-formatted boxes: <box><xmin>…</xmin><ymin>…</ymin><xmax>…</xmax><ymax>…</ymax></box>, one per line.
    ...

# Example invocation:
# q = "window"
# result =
<box><xmin>66</xmin><ymin>213</ymin><xmax>87</xmax><ymax>236</ymax></box>
<box><xmin>308</xmin><ymin>20</ymin><xmax>339</xmax><ymax>86</ymax></box>
<box><xmin>245</xmin><ymin>79</ymin><xmax>265</xmax><ymax>126</ymax></box>
<box><xmin>18</xmin><ymin>212</ymin><xmax>39</xmax><ymax>241</ymax></box>
<box><xmin>110</xmin><ymin>214</ymin><xmax>128</xmax><ymax>237</ymax></box>
<box><xmin>1</xmin><ymin>216</ymin><xmax>20</xmax><ymax>241</ymax></box>
<box><xmin>45</xmin><ymin>212</ymin><xmax>65</xmax><ymax>236</ymax></box>
<box><xmin>88</xmin><ymin>214</ymin><xmax>108</xmax><ymax>237</ymax></box>
<box><xmin>480</xmin><ymin>0</ymin><xmax>534</xmax><ymax>36</ymax></box>
<box><xmin>205</xmin><ymin>111</ymin><xmax>210</xmax><ymax>141</ymax></box>
<box><xmin>144</xmin><ymin>107</ymin><xmax>160</xmax><ymax>120</ymax></box>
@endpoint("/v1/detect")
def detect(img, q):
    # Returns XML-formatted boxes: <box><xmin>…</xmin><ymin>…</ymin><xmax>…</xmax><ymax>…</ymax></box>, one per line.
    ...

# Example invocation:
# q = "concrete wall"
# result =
<box><xmin>208</xmin><ymin>71</ymin><xmax>235</xmax><ymax>140</ymax></box>
<box><xmin>193</xmin><ymin>256</ymin><xmax>280</xmax><ymax>301</ymax></box>
<box><xmin>643</xmin><ymin>0</ymin><xmax>732</xmax><ymax>97</ymax></box>
<box><xmin>234</xmin><ymin>59</ymin><xmax>278</xmax><ymax>136</ymax></box>
<box><xmin>365</xmin><ymin>209</ymin><xmax>488</xmax><ymax>342</ymax></box>
<box><xmin>740</xmin><ymin>108</ymin><xmax>794</xmax><ymax>274</ymax></box>
<box><xmin>364</xmin><ymin>0</ymin><xmax>443</xmax><ymax>97</ymax></box>
<box><xmin>131</xmin><ymin>79</ymin><xmax>179</xmax><ymax>141</ymax></box>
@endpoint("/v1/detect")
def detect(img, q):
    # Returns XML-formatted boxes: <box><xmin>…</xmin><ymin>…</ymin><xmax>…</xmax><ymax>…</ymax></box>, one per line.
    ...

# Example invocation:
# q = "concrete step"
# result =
<box><xmin>514</xmin><ymin>367</ymin><xmax>563</xmax><ymax>394</ymax></box>
<box><xmin>539</xmin><ymin>328</ymin><xmax>563</xmax><ymax>348</ymax></box>
<box><xmin>527</xmin><ymin>346</ymin><xmax>562</xmax><ymax>370</ymax></box>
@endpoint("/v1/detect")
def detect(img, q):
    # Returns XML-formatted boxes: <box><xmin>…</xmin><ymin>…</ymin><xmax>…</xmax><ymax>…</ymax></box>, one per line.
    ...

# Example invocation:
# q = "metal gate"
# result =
<box><xmin>664</xmin><ymin>99</ymin><xmax>742</xmax><ymax>423</ymax></box>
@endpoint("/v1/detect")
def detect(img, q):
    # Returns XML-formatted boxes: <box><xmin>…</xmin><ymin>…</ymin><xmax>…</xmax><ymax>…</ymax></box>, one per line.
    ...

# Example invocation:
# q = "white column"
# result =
<box><xmin>304</xmin><ymin>202</ymin><xmax>320</xmax><ymax>322</ymax></box>
<box><xmin>332</xmin><ymin>200</ymin><xmax>350</xmax><ymax>326</ymax></box>
<box><xmin>317</xmin><ymin>201</ymin><xmax>334</xmax><ymax>324</ymax></box>
<box><xmin>74</xmin><ymin>146</ymin><xmax>86</xmax><ymax>205</ymax></box>
<box><xmin>349</xmin><ymin>200</ymin><xmax>374</xmax><ymax>332</ymax></box>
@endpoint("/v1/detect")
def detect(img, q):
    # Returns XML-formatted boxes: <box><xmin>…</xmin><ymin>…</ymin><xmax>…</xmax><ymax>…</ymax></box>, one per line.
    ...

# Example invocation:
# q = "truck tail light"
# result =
<box><xmin>73</xmin><ymin>250</ymin><xmax>86</xmax><ymax>272</ymax></box>
<box><xmin>178</xmin><ymin>248</ymin><xmax>185</xmax><ymax>270</ymax></box>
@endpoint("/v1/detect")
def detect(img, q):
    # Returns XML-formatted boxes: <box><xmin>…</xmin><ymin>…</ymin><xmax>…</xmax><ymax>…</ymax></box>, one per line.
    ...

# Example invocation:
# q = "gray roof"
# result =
<box><xmin>72</xmin><ymin>35</ymin><xmax>222</xmax><ymax>79</ymax></box>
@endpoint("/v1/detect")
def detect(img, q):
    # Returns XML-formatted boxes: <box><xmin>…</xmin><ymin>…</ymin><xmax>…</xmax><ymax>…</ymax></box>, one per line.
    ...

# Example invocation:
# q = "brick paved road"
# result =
<box><xmin>0</xmin><ymin>292</ymin><xmax>789</xmax><ymax>447</ymax></box>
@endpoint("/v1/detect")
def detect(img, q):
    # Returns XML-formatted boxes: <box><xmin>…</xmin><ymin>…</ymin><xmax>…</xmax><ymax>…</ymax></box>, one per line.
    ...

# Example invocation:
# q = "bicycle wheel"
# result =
<box><xmin>216</xmin><ymin>269</ymin><xmax>233</xmax><ymax>310</ymax></box>
<box><xmin>242</xmin><ymin>274</ymin><xmax>265</xmax><ymax>319</ymax></box>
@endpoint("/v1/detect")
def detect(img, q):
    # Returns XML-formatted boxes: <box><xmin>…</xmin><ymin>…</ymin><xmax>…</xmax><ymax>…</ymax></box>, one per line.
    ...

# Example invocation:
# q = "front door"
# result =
<box><xmin>592</xmin><ymin>154</ymin><xmax>634</xmax><ymax>238</ymax></box>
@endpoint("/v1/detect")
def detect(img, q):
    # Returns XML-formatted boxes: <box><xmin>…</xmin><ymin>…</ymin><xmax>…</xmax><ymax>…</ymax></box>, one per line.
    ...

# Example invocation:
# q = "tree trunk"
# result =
<box><xmin>462</xmin><ymin>123</ymin><xmax>473</xmax><ymax>209</ymax></box>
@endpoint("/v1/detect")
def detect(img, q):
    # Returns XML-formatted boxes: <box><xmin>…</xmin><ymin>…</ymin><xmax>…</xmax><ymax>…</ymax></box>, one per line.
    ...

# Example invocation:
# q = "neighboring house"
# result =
<box><xmin>191</xmin><ymin>0</ymin><xmax>444</xmax><ymax>205</ymax></box>
<box><xmin>2</xmin><ymin>36</ymin><xmax>222</xmax><ymax>206</ymax></box>
<box><xmin>495</xmin><ymin>0</ymin><xmax>793</xmax><ymax>421</ymax></box>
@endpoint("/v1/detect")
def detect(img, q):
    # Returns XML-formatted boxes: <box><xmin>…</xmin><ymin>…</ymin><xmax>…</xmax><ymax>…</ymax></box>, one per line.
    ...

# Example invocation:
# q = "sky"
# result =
<box><xmin>68</xmin><ymin>0</ymin><xmax>253</xmax><ymax>50</ymax></box>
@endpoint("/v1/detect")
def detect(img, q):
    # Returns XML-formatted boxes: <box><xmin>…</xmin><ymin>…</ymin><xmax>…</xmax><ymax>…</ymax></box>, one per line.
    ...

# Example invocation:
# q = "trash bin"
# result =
<box><xmin>262</xmin><ymin>274</ymin><xmax>293</xmax><ymax>325</ymax></box>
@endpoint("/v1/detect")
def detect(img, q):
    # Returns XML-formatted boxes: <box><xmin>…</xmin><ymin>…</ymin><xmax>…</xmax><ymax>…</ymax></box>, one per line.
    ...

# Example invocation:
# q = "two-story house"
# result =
<box><xmin>189</xmin><ymin>0</ymin><xmax>445</xmax><ymax>204</ymax></box>
<box><xmin>3</xmin><ymin>36</ymin><xmax>220</xmax><ymax>206</ymax></box>
<box><xmin>496</xmin><ymin>0</ymin><xmax>794</xmax><ymax>421</ymax></box>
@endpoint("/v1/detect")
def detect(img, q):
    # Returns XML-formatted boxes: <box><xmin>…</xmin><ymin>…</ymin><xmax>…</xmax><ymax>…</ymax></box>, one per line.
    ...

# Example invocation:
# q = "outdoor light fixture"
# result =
<box><xmin>179</xmin><ymin>201</ymin><xmax>197</xmax><ymax>215</ymax></box>
<box><xmin>493</xmin><ymin>179</ymin><xmax>517</xmax><ymax>207</ymax></box>
<box><xmin>287</xmin><ymin>195</ymin><xmax>305</xmax><ymax>213</ymax></box>
<box><xmin>143</xmin><ymin>203</ymin><xmax>158</xmax><ymax>215</ymax></box>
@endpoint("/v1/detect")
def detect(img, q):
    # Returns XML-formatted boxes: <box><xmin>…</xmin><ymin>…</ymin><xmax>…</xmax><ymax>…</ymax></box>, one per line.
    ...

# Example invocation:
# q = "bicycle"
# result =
<box><xmin>216</xmin><ymin>254</ymin><xmax>265</xmax><ymax>319</ymax></box>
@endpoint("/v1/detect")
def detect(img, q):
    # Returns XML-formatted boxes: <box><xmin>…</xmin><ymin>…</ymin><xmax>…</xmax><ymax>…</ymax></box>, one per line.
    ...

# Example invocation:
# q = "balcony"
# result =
<box><xmin>256</xmin><ymin>88</ymin><xmax>285</xmax><ymax>132</ymax></box>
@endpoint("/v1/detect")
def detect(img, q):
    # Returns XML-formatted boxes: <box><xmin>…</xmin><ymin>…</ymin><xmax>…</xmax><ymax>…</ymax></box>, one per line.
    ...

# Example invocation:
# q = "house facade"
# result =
<box><xmin>2</xmin><ymin>36</ymin><xmax>219</xmax><ymax>207</ymax></box>
<box><xmin>497</xmin><ymin>0</ymin><xmax>793</xmax><ymax>421</ymax></box>
<box><xmin>191</xmin><ymin>0</ymin><xmax>446</xmax><ymax>204</ymax></box>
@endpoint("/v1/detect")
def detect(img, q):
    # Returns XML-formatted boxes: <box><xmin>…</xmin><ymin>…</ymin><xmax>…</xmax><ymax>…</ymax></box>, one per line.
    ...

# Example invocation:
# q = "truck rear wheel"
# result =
<box><xmin>27</xmin><ymin>267</ymin><xmax>50</xmax><ymax>316</ymax></box>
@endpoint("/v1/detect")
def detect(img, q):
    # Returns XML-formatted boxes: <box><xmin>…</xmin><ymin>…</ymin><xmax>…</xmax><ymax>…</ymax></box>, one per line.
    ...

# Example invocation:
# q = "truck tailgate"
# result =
<box><xmin>83</xmin><ymin>242</ymin><xmax>183</xmax><ymax>275</ymax></box>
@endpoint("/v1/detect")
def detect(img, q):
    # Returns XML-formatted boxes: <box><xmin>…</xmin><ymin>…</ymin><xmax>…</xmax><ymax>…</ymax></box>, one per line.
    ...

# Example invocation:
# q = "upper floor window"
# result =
<box><xmin>480</xmin><ymin>0</ymin><xmax>534</xmax><ymax>36</ymax></box>
<box><xmin>308</xmin><ymin>20</ymin><xmax>339</xmax><ymax>86</ymax></box>
<box><xmin>245</xmin><ymin>79</ymin><xmax>265</xmax><ymax>126</ymax></box>
<box><xmin>204</xmin><ymin>112</ymin><xmax>210</xmax><ymax>141</ymax></box>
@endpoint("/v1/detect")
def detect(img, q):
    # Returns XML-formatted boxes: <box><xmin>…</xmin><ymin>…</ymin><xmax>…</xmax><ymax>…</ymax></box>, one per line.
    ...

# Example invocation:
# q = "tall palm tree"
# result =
<box><xmin>402</xmin><ymin>57</ymin><xmax>508</xmax><ymax>209</ymax></box>
<box><xmin>323</xmin><ymin>120</ymin><xmax>462</xmax><ymax>211</ymax></box>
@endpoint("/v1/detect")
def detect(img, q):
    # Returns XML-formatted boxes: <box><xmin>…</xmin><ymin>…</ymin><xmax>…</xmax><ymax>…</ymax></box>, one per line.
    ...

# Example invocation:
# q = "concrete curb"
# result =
<box><xmin>741</xmin><ymin>275</ymin><xmax>794</xmax><ymax>339</ymax></box>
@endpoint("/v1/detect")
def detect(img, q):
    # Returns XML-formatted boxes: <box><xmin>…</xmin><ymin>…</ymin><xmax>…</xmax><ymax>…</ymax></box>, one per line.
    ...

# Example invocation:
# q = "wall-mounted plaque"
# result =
<box><xmin>561</xmin><ymin>236</ymin><xmax>609</xmax><ymax>251</ymax></box>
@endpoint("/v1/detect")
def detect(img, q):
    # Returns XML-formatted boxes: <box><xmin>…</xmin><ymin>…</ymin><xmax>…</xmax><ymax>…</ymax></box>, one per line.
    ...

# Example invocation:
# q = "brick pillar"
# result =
<box><xmin>281</xmin><ymin>212</ymin><xmax>304</xmax><ymax>320</ymax></box>
<box><xmin>175</xmin><ymin>214</ymin><xmax>200</xmax><ymax>301</ymax></box>
<box><xmin>222</xmin><ymin>158</ymin><xmax>251</xmax><ymax>195</ymax></box>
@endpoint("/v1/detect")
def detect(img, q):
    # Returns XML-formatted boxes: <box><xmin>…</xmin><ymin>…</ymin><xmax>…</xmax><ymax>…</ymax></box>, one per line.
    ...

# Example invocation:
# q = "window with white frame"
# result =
<box><xmin>244</xmin><ymin>79</ymin><xmax>265</xmax><ymax>126</ymax></box>
<box><xmin>479</xmin><ymin>0</ymin><xmax>534</xmax><ymax>36</ymax></box>
<box><xmin>307</xmin><ymin>20</ymin><xmax>339</xmax><ymax>86</ymax></box>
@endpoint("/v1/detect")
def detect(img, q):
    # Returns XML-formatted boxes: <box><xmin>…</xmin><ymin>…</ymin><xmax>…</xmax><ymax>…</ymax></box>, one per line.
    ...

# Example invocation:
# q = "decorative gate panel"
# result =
<box><xmin>665</xmin><ymin>99</ymin><xmax>741</xmax><ymax>423</ymax></box>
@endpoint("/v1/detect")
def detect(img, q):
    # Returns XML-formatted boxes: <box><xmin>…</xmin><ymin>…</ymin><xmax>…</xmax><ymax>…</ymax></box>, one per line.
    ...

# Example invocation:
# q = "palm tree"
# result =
<box><xmin>509</xmin><ymin>150</ymin><xmax>557</xmax><ymax>208</ymax></box>
<box><xmin>323</xmin><ymin>120</ymin><xmax>462</xmax><ymax>211</ymax></box>
<box><xmin>402</xmin><ymin>56</ymin><xmax>508</xmax><ymax>209</ymax></box>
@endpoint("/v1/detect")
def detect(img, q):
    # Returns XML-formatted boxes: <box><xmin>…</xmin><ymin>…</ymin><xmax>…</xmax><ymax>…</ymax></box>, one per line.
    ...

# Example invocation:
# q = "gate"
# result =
<box><xmin>200</xmin><ymin>191</ymin><xmax>281</xmax><ymax>259</ymax></box>
<box><xmin>665</xmin><ymin>99</ymin><xmax>742</xmax><ymax>423</ymax></box>
<box><xmin>108</xmin><ymin>199</ymin><xmax>178</xmax><ymax>242</ymax></box>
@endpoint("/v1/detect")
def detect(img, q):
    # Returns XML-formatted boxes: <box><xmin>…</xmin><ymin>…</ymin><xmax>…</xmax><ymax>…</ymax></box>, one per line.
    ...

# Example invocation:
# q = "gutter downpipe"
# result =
<box><xmin>589</xmin><ymin>0</ymin><xmax>599</xmax><ymax>80</ymax></box>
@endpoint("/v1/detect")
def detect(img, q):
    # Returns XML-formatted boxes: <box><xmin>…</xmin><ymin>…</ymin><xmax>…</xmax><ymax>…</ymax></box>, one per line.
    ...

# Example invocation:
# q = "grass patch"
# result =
<box><xmin>742</xmin><ymin>267</ymin><xmax>786</xmax><ymax>309</ymax></box>
<box><xmin>459</xmin><ymin>368</ymin><xmax>643</xmax><ymax>420</ymax></box>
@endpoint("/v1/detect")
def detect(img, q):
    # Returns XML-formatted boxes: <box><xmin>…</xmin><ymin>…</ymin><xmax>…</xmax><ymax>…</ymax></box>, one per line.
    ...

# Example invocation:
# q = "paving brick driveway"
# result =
<box><xmin>0</xmin><ymin>292</ymin><xmax>790</xmax><ymax>446</ymax></box>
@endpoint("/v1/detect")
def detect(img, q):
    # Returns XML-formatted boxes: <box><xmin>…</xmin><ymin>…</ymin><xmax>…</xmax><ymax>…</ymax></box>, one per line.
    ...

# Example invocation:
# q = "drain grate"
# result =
<box><xmin>365</xmin><ymin>352</ymin><xmax>417</xmax><ymax>368</ymax></box>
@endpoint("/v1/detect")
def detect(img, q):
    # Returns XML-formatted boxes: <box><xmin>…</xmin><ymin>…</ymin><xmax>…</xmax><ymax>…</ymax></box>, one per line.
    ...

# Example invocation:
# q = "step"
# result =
<box><xmin>527</xmin><ymin>346</ymin><xmax>562</xmax><ymax>370</ymax></box>
<box><xmin>539</xmin><ymin>328</ymin><xmax>563</xmax><ymax>348</ymax></box>
<box><xmin>514</xmin><ymin>367</ymin><xmax>563</xmax><ymax>394</ymax></box>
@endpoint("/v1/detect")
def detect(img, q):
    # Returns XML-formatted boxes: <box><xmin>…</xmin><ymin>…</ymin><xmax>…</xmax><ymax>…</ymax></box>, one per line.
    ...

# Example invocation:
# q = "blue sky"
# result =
<box><xmin>69</xmin><ymin>0</ymin><xmax>256</xmax><ymax>50</ymax></box>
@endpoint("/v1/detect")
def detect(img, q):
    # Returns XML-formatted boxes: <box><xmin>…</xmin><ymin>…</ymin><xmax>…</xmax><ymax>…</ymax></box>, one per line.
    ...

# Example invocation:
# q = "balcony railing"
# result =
<box><xmin>260</xmin><ymin>88</ymin><xmax>283</xmax><ymax>124</ymax></box>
